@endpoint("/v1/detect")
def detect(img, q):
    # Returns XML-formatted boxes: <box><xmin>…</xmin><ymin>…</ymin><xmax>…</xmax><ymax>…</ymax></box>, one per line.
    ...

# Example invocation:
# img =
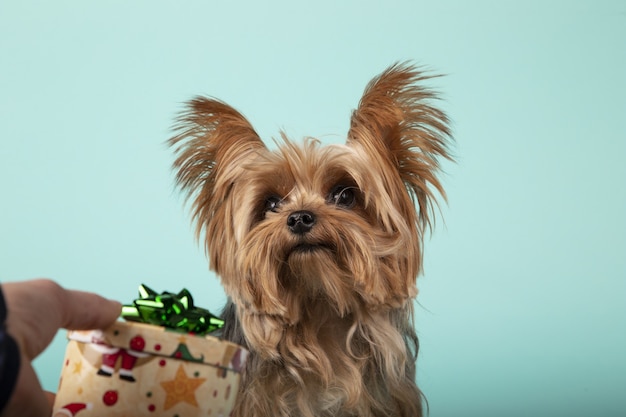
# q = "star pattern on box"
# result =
<box><xmin>160</xmin><ymin>364</ymin><xmax>207</xmax><ymax>410</ymax></box>
<box><xmin>72</xmin><ymin>361</ymin><xmax>83</xmax><ymax>375</ymax></box>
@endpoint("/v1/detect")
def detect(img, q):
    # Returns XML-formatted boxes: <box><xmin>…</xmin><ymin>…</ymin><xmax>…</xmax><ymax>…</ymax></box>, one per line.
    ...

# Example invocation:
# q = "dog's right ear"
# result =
<box><xmin>169</xmin><ymin>97</ymin><xmax>266</xmax><ymax>248</ymax></box>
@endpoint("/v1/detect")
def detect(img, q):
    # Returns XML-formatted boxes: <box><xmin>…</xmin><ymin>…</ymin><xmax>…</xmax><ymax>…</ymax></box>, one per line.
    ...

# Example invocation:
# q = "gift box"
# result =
<box><xmin>51</xmin><ymin>286</ymin><xmax>247</xmax><ymax>417</ymax></box>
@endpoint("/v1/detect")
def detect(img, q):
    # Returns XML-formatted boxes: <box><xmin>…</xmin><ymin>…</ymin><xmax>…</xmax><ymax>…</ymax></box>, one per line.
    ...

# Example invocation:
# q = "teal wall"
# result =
<box><xmin>1</xmin><ymin>1</ymin><xmax>624</xmax><ymax>416</ymax></box>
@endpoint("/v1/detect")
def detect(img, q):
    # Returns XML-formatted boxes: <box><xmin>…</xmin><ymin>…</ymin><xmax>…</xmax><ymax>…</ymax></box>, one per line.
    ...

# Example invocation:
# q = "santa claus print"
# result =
<box><xmin>72</xmin><ymin>330</ymin><xmax>149</xmax><ymax>382</ymax></box>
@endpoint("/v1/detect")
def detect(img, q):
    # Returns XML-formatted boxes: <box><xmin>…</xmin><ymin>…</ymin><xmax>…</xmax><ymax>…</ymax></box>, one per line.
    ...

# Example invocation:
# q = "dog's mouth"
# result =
<box><xmin>287</xmin><ymin>242</ymin><xmax>335</xmax><ymax>256</ymax></box>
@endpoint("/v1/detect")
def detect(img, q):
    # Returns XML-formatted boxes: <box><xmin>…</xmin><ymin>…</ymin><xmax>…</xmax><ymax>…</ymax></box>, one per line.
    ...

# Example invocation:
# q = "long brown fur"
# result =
<box><xmin>170</xmin><ymin>62</ymin><xmax>452</xmax><ymax>417</ymax></box>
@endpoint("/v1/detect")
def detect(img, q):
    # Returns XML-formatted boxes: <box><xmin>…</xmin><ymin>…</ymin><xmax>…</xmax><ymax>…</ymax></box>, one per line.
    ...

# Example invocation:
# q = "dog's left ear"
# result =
<box><xmin>347</xmin><ymin>62</ymin><xmax>453</xmax><ymax>230</ymax></box>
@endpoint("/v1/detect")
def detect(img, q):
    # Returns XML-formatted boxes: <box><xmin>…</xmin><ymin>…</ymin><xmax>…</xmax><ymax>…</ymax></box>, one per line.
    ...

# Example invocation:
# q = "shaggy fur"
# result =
<box><xmin>170</xmin><ymin>62</ymin><xmax>452</xmax><ymax>417</ymax></box>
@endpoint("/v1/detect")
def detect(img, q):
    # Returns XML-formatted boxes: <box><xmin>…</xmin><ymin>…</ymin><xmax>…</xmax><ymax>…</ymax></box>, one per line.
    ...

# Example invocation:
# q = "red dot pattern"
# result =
<box><xmin>103</xmin><ymin>390</ymin><xmax>118</xmax><ymax>406</ymax></box>
<box><xmin>129</xmin><ymin>335</ymin><xmax>146</xmax><ymax>351</ymax></box>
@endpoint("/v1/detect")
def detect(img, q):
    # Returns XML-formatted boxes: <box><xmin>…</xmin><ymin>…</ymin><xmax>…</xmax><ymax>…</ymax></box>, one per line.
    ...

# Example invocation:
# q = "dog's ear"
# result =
<box><xmin>347</xmin><ymin>63</ymin><xmax>453</xmax><ymax>231</ymax></box>
<box><xmin>169</xmin><ymin>97</ymin><xmax>266</xmax><ymax>261</ymax></box>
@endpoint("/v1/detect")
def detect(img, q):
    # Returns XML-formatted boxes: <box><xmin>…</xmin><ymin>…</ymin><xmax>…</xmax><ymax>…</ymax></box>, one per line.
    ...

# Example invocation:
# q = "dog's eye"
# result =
<box><xmin>328</xmin><ymin>186</ymin><xmax>357</xmax><ymax>208</ymax></box>
<box><xmin>265</xmin><ymin>195</ymin><xmax>282</xmax><ymax>213</ymax></box>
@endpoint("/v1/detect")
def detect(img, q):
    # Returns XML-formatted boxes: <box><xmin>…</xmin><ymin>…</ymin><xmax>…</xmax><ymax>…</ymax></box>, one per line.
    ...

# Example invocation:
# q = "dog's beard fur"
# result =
<box><xmin>170</xmin><ymin>63</ymin><xmax>452</xmax><ymax>417</ymax></box>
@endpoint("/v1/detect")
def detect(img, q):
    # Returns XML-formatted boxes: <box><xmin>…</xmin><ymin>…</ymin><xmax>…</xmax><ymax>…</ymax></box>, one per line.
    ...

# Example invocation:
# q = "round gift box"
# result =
<box><xmin>52</xmin><ymin>320</ymin><xmax>247</xmax><ymax>417</ymax></box>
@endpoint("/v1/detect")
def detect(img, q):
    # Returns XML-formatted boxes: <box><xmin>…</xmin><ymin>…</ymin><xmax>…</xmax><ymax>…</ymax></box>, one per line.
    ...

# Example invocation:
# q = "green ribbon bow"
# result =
<box><xmin>121</xmin><ymin>284</ymin><xmax>224</xmax><ymax>335</ymax></box>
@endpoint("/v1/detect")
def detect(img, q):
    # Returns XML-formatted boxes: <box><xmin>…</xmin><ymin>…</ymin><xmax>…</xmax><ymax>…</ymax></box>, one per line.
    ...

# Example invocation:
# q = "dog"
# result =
<box><xmin>169</xmin><ymin>62</ymin><xmax>452</xmax><ymax>417</ymax></box>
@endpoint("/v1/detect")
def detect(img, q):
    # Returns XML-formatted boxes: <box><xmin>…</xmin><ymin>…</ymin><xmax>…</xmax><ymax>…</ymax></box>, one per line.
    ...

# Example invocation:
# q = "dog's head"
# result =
<box><xmin>170</xmin><ymin>63</ymin><xmax>451</xmax><ymax>344</ymax></box>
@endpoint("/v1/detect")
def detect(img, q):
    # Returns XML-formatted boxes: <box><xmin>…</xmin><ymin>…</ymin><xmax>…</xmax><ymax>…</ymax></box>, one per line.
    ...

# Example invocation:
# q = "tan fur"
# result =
<box><xmin>170</xmin><ymin>62</ymin><xmax>452</xmax><ymax>417</ymax></box>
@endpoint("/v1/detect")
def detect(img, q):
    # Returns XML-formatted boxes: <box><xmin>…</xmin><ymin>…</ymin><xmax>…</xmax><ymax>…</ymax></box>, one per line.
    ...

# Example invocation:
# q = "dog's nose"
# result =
<box><xmin>287</xmin><ymin>210</ymin><xmax>316</xmax><ymax>234</ymax></box>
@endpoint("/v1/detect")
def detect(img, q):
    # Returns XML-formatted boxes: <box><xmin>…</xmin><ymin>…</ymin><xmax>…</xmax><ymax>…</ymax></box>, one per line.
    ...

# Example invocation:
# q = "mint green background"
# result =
<box><xmin>1</xmin><ymin>1</ymin><xmax>624</xmax><ymax>416</ymax></box>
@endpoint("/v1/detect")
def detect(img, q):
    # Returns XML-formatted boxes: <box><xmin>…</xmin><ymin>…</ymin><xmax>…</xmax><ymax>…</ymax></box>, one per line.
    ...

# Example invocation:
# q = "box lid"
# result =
<box><xmin>68</xmin><ymin>320</ymin><xmax>247</xmax><ymax>373</ymax></box>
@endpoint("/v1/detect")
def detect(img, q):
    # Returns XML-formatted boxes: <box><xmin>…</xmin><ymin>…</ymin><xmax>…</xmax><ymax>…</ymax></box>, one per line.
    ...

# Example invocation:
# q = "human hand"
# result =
<box><xmin>1</xmin><ymin>279</ymin><xmax>121</xmax><ymax>417</ymax></box>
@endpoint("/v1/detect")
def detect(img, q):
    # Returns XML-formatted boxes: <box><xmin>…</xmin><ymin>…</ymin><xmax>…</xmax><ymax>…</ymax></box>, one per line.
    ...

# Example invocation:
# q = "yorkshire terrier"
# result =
<box><xmin>169</xmin><ymin>62</ymin><xmax>452</xmax><ymax>417</ymax></box>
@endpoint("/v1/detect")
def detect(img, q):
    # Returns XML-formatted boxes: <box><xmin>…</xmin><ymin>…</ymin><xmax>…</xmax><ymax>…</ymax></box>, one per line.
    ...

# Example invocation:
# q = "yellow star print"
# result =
<box><xmin>160</xmin><ymin>364</ymin><xmax>207</xmax><ymax>410</ymax></box>
<box><xmin>72</xmin><ymin>361</ymin><xmax>83</xmax><ymax>375</ymax></box>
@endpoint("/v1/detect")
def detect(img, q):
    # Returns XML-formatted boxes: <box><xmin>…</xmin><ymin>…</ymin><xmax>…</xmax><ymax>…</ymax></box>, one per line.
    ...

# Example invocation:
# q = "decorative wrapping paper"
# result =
<box><xmin>51</xmin><ymin>320</ymin><xmax>247</xmax><ymax>417</ymax></box>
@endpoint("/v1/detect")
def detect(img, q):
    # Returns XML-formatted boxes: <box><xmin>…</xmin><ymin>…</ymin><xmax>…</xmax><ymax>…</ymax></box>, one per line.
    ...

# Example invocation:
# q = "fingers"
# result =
<box><xmin>45</xmin><ymin>391</ymin><xmax>55</xmax><ymax>408</ymax></box>
<box><xmin>4</xmin><ymin>279</ymin><xmax>122</xmax><ymax>360</ymax></box>
<box><xmin>56</xmin><ymin>287</ymin><xmax>122</xmax><ymax>331</ymax></box>
<box><xmin>4</xmin><ymin>278</ymin><xmax>121</xmax><ymax>332</ymax></box>
<box><xmin>1</xmin><ymin>279</ymin><xmax>120</xmax><ymax>417</ymax></box>
<box><xmin>3</xmin><ymin>360</ymin><xmax>52</xmax><ymax>417</ymax></box>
